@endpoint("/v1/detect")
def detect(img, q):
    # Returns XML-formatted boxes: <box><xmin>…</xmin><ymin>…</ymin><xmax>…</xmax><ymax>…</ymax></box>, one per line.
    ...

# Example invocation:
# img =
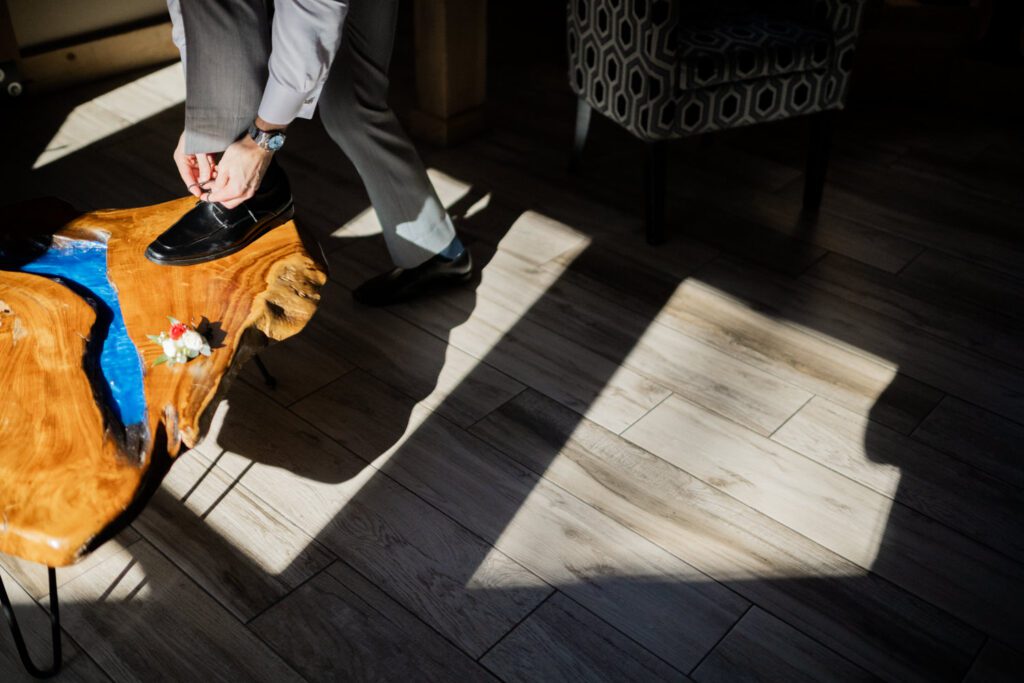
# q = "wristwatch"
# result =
<box><xmin>248</xmin><ymin>123</ymin><xmax>286</xmax><ymax>152</ymax></box>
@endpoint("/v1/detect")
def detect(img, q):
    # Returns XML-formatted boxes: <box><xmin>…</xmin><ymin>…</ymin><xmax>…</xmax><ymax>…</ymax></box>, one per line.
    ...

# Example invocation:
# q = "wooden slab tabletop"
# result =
<box><xmin>0</xmin><ymin>197</ymin><xmax>327</xmax><ymax>567</ymax></box>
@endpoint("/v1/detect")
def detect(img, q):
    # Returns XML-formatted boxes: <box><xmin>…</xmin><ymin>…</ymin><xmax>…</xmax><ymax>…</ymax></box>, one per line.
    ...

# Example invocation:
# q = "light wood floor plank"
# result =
<box><xmin>545</xmin><ymin>246</ymin><xmax>940</xmax><ymax>434</ymax></box>
<box><xmin>695</xmin><ymin>256</ymin><xmax>1024</xmax><ymax>424</ymax></box>
<box><xmin>132</xmin><ymin>450</ymin><xmax>334</xmax><ymax>622</ymax></box>
<box><xmin>470</xmin><ymin>390</ymin><xmax>983</xmax><ymax>683</ymax></box>
<box><xmin>470</xmin><ymin>247</ymin><xmax>813</xmax><ymax>435</ymax></box>
<box><xmin>692</xmin><ymin>606</ymin><xmax>881</xmax><ymax>683</ymax></box>
<box><xmin>482</xmin><ymin>591</ymin><xmax>690</xmax><ymax>683</ymax></box>
<box><xmin>626</xmin><ymin>393</ymin><xmax>1024</xmax><ymax>647</ymax></box>
<box><xmin>0</xmin><ymin>528</ymin><xmax>139</xmax><ymax>601</ymax></box>
<box><xmin>250</xmin><ymin>561</ymin><xmax>497</xmax><ymax>682</ymax></box>
<box><xmin>56</xmin><ymin>540</ymin><xmax>303</xmax><ymax>682</ymax></box>
<box><xmin>773</xmin><ymin>396</ymin><xmax>1024</xmax><ymax>567</ymax></box>
<box><xmin>292</xmin><ymin>369</ymin><xmax>748</xmax><ymax>673</ymax></box>
<box><xmin>197</xmin><ymin>381</ymin><xmax>550</xmax><ymax>658</ymax></box>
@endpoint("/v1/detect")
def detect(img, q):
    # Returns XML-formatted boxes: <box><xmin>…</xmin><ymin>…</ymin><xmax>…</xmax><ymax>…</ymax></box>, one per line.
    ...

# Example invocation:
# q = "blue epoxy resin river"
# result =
<box><xmin>14</xmin><ymin>239</ymin><xmax>147</xmax><ymax>428</ymax></box>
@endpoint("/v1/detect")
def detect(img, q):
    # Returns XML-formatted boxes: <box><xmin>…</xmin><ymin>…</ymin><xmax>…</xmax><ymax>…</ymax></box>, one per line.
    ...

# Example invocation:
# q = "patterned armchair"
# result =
<box><xmin>567</xmin><ymin>0</ymin><xmax>868</xmax><ymax>243</ymax></box>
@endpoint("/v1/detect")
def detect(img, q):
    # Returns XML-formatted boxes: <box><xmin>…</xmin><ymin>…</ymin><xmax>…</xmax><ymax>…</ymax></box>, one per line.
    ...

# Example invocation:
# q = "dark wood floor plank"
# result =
<box><xmin>250</xmin><ymin>561</ymin><xmax>497</xmax><ymax>683</ymax></box>
<box><xmin>470</xmin><ymin>390</ymin><xmax>982</xmax><ymax>683</ymax></box>
<box><xmin>482</xmin><ymin>592</ymin><xmax>690</xmax><ymax>683</ymax></box>
<box><xmin>56</xmin><ymin>540</ymin><xmax>303</xmax><ymax>682</ymax></box>
<box><xmin>900</xmin><ymin>249</ymin><xmax>1024</xmax><ymax>324</ymax></box>
<box><xmin>912</xmin><ymin>396</ymin><xmax>1024</xmax><ymax>490</ymax></box>
<box><xmin>195</xmin><ymin>382</ymin><xmax>550</xmax><ymax>658</ymax></box>
<box><xmin>132</xmin><ymin>450</ymin><xmax>334</xmax><ymax>622</ymax></box>
<box><xmin>292</xmin><ymin>370</ymin><xmax>749</xmax><ymax>673</ymax></box>
<box><xmin>328</xmin><ymin>242</ymin><xmax>674</xmax><ymax>434</ymax></box>
<box><xmin>0</xmin><ymin>566</ymin><xmax>110</xmax><ymax>682</ymax></box>
<box><xmin>804</xmin><ymin>253</ymin><xmax>1024</xmax><ymax>369</ymax></box>
<box><xmin>692</xmin><ymin>607</ymin><xmax>881</xmax><ymax>683</ymax></box>
<box><xmin>962</xmin><ymin>639</ymin><xmax>1024</xmax><ymax>683</ymax></box>
<box><xmin>801</xmin><ymin>173</ymin><xmax>1024</xmax><ymax>278</ymax></box>
<box><xmin>284</xmin><ymin>279</ymin><xmax>525</xmax><ymax>428</ymax></box>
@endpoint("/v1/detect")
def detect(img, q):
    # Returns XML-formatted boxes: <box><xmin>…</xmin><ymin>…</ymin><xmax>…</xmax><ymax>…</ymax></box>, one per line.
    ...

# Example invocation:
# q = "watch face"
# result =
<box><xmin>267</xmin><ymin>134</ymin><xmax>285</xmax><ymax>151</ymax></box>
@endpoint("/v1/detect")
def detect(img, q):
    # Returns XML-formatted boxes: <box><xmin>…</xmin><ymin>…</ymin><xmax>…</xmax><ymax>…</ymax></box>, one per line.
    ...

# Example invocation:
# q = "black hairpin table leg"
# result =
<box><xmin>253</xmin><ymin>355</ymin><xmax>277</xmax><ymax>390</ymax></box>
<box><xmin>0</xmin><ymin>567</ymin><xmax>63</xmax><ymax>678</ymax></box>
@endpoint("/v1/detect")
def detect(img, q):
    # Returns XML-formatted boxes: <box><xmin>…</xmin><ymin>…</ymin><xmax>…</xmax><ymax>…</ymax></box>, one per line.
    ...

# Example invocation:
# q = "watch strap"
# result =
<box><xmin>247</xmin><ymin>124</ymin><xmax>286</xmax><ymax>151</ymax></box>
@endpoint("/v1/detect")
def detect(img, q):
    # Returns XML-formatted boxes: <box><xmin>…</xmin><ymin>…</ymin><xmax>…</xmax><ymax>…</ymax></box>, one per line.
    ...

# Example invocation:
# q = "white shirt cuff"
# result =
<box><xmin>257</xmin><ymin>78</ymin><xmax>316</xmax><ymax>127</ymax></box>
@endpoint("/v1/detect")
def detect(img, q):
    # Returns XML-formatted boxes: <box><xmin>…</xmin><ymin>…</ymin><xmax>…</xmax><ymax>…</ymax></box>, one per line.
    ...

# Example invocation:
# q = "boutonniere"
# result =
<box><xmin>147</xmin><ymin>317</ymin><xmax>211</xmax><ymax>367</ymax></box>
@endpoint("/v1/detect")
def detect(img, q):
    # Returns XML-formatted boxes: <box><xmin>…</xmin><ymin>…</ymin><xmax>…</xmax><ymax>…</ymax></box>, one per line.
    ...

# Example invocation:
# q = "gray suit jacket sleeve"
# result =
<box><xmin>166</xmin><ymin>0</ymin><xmax>349</xmax><ymax>126</ymax></box>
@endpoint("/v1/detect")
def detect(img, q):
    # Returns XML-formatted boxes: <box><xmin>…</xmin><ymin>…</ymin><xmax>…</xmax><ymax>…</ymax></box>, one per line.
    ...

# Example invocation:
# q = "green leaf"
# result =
<box><xmin>152</xmin><ymin>354</ymin><xmax>168</xmax><ymax>367</ymax></box>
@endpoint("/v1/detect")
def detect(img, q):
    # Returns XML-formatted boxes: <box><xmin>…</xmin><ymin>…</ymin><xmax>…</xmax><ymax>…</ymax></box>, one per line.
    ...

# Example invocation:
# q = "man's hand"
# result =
<box><xmin>173</xmin><ymin>131</ymin><xmax>216</xmax><ymax>198</ymax></box>
<box><xmin>203</xmin><ymin>135</ymin><xmax>274</xmax><ymax>209</ymax></box>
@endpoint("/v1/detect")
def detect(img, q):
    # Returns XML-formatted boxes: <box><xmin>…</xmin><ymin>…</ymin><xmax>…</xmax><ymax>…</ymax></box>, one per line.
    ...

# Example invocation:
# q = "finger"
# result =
<box><xmin>174</xmin><ymin>155</ymin><xmax>202</xmax><ymax>196</ymax></box>
<box><xmin>196</xmin><ymin>154</ymin><xmax>215</xmax><ymax>184</ymax></box>
<box><xmin>207</xmin><ymin>178</ymin><xmax>242</xmax><ymax>206</ymax></box>
<box><xmin>202</xmin><ymin>171</ymin><xmax>230</xmax><ymax>203</ymax></box>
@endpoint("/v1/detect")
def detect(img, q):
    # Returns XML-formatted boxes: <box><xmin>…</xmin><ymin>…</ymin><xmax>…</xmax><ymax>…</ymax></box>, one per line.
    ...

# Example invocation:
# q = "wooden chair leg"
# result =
<box><xmin>569</xmin><ymin>97</ymin><xmax>592</xmax><ymax>172</ymax></box>
<box><xmin>803</xmin><ymin>110</ymin><xmax>834</xmax><ymax>210</ymax></box>
<box><xmin>645</xmin><ymin>141</ymin><xmax>667</xmax><ymax>245</ymax></box>
<box><xmin>0</xmin><ymin>568</ymin><xmax>63</xmax><ymax>679</ymax></box>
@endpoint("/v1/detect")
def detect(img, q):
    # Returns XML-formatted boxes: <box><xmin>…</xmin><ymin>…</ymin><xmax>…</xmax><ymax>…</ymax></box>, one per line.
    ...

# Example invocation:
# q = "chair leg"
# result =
<box><xmin>803</xmin><ymin>110</ymin><xmax>834</xmax><ymax>210</ymax></box>
<box><xmin>253</xmin><ymin>354</ymin><xmax>277</xmax><ymax>390</ymax></box>
<box><xmin>1</xmin><ymin>568</ymin><xmax>63</xmax><ymax>678</ymax></box>
<box><xmin>645</xmin><ymin>141</ymin><xmax>668</xmax><ymax>245</ymax></box>
<box><xmin>569</xmin><ymin>97</ymin><xmax>592</xmax><ymax>172</ymax></box>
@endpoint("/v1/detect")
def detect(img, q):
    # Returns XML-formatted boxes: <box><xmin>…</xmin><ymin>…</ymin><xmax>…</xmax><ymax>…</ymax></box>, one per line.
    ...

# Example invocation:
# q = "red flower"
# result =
<box><xmin>169</xmin><ymin>322</ymin><xmax>187</xmax><ymax>340</ymax></box>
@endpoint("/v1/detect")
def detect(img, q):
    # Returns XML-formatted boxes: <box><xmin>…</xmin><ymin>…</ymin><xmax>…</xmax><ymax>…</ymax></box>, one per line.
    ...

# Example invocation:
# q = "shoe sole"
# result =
<box><xmin>144</xmin><ymin>203</ymin><xmax>296</xmax><ymax>267</ymax></box>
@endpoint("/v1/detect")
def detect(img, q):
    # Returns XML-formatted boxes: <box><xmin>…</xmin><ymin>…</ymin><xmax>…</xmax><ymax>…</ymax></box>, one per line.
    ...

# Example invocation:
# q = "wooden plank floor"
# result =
<box><xmin>2</xmin><ymin>49</ymin><xmax>1023</xmax><ymax>682</ymax></box>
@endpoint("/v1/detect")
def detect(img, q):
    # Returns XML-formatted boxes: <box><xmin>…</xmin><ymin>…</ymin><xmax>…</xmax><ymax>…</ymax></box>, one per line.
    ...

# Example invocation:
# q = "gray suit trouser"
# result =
<box><xmin>177</xmin><ymin>0</ymin><xmax>456</xmax><ymax>268</ymax></box>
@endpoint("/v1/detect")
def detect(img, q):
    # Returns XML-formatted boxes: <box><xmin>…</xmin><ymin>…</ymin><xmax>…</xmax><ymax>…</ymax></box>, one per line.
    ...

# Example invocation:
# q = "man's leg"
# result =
<box><xmin>318</xmin><ymin>0</ymin><xmax>462</xmax><ymax>271</ymax></box>
<box><xmin>179</xmin><ymin>0</ymin><xmax>272</xmax><ymax>154</ymax></box>
<box><xmin>148</xmin><ymin>0</ymin><xmax>293</xmax><ymax>266</ymax></box>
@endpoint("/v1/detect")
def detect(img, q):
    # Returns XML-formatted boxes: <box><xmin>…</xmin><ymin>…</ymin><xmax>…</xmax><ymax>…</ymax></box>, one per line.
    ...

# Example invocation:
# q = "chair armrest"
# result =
<box><xmin>813</xmin><ymin>0</ymin><xmax>869</xmax><ymax>42</ymax></box>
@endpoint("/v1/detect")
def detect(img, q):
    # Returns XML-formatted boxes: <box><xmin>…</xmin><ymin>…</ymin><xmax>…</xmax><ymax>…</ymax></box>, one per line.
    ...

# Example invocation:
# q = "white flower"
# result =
<box><xmin>181</xmin><ymin>330</ymin><xmax>204</xmax><ymax>353</ymax></box>
<box><xmin>161</xmin><ymin>339</ymin><xmax>178</xmax><ymax>358</ymax></box>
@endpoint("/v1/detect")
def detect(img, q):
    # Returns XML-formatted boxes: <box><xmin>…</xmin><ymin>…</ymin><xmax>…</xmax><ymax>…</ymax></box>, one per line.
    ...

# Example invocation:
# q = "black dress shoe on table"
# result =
<box><xmin>353</xmin><ymin>249</ymin><xmax>473</xmax><ymax>307</ymax></box>
<box><xmin>146</xmin><ymin>161</ymin><xmax>294</xmax><ymax>266</ymax></box>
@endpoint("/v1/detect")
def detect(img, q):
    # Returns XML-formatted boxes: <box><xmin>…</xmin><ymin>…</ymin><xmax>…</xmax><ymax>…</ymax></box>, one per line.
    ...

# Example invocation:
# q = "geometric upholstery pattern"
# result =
<box><xmin>567</xmin><ymin>0</ymin><xmax>867</xmax><ymax>141</ymax></box>
<box><xmin>677</xmin><ymin>15</ymin><xmax>834</xmax><ymax>91</ymax></box>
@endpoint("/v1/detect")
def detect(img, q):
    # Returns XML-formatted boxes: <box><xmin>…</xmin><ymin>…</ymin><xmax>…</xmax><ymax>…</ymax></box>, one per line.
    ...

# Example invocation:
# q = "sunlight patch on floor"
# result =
<box><xmin>33</xmin><ymin>63</ymin><xmax>186</xmax><ymax>169</ymax></box>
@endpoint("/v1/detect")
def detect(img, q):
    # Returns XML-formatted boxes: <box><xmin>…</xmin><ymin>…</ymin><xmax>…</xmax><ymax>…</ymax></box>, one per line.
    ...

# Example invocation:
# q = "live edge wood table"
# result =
<box><xmin>0</xmin><ymin>197</ymin><xmax>326</xmax><ymax>677</ymax></box>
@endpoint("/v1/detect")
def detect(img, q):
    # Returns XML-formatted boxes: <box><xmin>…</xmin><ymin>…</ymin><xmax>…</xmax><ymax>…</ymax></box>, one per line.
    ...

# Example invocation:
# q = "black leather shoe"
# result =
<box><xmin>353</xmin><ymin>249</ymin><xmax>473</xmax><ymax>306</ymax></box>
<box><xmin>146</xmin><ymin>161</ymin><xmax>294</xmax><ymax>266</ymax></box>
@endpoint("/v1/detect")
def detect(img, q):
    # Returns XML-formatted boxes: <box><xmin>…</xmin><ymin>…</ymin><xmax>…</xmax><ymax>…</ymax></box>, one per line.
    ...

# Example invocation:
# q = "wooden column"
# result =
<box><xmin>409</xmin><ymin>0</ymin><xmax>487</xmax><ymax>146</ymax></box>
